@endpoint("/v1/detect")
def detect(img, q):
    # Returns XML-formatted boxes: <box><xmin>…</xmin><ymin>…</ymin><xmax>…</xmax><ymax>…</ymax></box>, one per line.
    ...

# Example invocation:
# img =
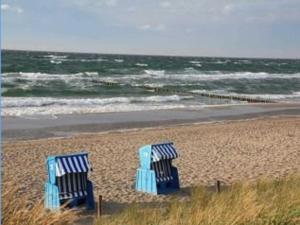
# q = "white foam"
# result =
<box><xmin>3</xmin><ymin>71</ymin><xmax>300</xmax><ymax>84</ymax></box>
<box><xmin>43</xmin><ymin>55</ymin><xmax>108</xmax><ymax>63</ymax></box>
<box><xmin>144</xmin><ymin>70</ymin><xmax>165</xmax><ymax>76</ymax></box>
<box><xmin>50</xmin><ymin>60</ymin><xmax>62</xmax><ymax>64</ymax></box>
<box><xmin>189</xmin><ymin>61</ymin><xmax>202</xmax><ymax>67</ymax></box>
<box><xmin>189</xmin><ymin>61</ymin><xmax>201</xmax><ymax>64</ymax></box>
<box><xmin>114</xmin><ymin>59</ymin><xmax>124</xmax><ymax>63</ymax></box>
<box><xmin>2</xmin><ymin>95</ymin><xmax>198</xmax><ymax>117</ymax></box>
<box><xmin>215</xmin><ymin>60</ymin><xmax>229</xmax><ymax>64</ymax></box>
<box><xmin>2</xmin><ymin>72</ymin><xmax>100</xmax><ymax>82</ymax></box>
<box><xmin>142</xmin><ymin>72</ymin><xmax>300</xmax><ymax>81</ymax></box>
<box><xmin>143</xmin><ymin>83</ymin><xmax>165</xmax><ymax>88</ymax></box>
<box><xmin>79</xmin><ymin>58</ymin><xmax>106</xmax><ymax>62</ymax></box>
<box><xmin>123</xmin><ymin>71</ymin><xmax>300</xmax><ymax>83</ymax></box>
<box><xmin>238</xmin><ymin>93</ymin><xmax>300</xmax><ymax>100</ymax></box>
<box><xmin>190</xmin><ymin>90</ymin><xmax>300</xmax><ymax>100</ymax></box>
<box><xmin>44</xmin><ymin>55</ymin><xmax>68</xmax><ymax>59</ymax></box>
<box><xmin>135</xmin><ymin>63</ymin><xmax>148</xmax><ymax>67</ymax></box>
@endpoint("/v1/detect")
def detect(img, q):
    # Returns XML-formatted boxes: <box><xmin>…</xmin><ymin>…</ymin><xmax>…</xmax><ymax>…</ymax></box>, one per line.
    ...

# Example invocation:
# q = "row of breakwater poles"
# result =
<box><xmin>97</xmin><ymin>80</ymin><xmax>276</xmax><ymax>104</ymax></box>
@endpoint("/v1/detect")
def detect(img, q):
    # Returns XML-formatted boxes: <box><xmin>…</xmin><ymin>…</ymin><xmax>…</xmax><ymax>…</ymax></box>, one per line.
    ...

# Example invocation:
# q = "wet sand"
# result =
<box><xmin>3</xmin><ymin>103</ymin><xmax>300</xmax><ymax>140</ymax></box>
<box><xmin>3</xmin><ymin>115</ymin><xmax>300</xmax><ymax>209</ymax></box>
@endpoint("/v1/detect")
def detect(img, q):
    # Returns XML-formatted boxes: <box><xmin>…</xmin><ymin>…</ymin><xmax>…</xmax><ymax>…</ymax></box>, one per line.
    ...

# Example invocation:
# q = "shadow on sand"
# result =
<box><xmin>74</xmin><ymin>182</ymin><xmax>230</xmax><ymax>225</ymax></box>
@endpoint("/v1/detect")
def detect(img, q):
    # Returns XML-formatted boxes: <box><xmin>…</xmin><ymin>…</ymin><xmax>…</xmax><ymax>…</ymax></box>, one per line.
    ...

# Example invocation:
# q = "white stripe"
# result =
<box><xmin>154</xmin><ymin>146</ymin><xmax>163</xmax><ymax>160</ymax></box>
<box><xmin>57</xmin><ymin>159</ymin><xmax>66</xmax><ymax>176</ymax></box>
<box><xmin>167</xmin><ymin>145</ymin><xmax>177</xmax><ymax>158</ymax></box>
<box><xmin>67</xmin><ymin>157</ymin><xmax>76</xmax><ymax>173</ymax></box>
<box><xmin>156</xmin><ymin>146</ymin><xmax>165</xmax><ymax>160</ymax></box>
<box><xmin>152</xmin><ymin>150</ymin><xmax>160</xmax><ymax>162</ymax></box>
<box><xmin>62</xmin><ymin>158</ymin><xmax>71</xmax><ymax>173</ymax></box>
<box><xmin>83</xmin><ymin>155</ymin><xmax>91</xmax><ymax>170</ymax></box>
<box><xmin>172</xmin><ymin>145</ymin><xmax>178</xmax><ymax>157</ymax></box>
<box><xmin>78</xmin><ymin>156</ymin><xmax>87</xmax><ymax>172</ymax></box>
<box><xmin>153</xmin><ymin>146</ymin><xmax>162</xmax><ymax>161</ymax></box>
<box><xmin>56</xmin><ymin>163</ymin><xmax>62</xmax><ymax>177</ymax></box>
<box><xmin>158</xmin><ymin>145</ymin><xmax>169</xmax><ymax>159</ymax></box>
<box><xmin>73</xmin><ymin>157</ymin><xmax>82</xmax><ymax>172</ymax></box>
<box><xmin>164</xmin><ymin>145</ymin><xmax>172</xmax><ymax>159</ymax></box>
<box><xmin>163</xmin><ymin>145</ymin><xmax>173</xmax><ymax>159</ymax></box>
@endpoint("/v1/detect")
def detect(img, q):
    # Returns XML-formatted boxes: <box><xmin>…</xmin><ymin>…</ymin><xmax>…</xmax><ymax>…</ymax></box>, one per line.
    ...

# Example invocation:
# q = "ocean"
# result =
<box><xmin>2</xmin><ymin>50</ymin><xmax>300</xmax><ymax>117</ymax></box>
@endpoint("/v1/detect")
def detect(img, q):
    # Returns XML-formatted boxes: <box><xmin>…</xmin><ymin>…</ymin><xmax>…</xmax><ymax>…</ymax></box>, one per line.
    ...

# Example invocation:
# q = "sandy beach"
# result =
<box><xmin>3</xmin><ymin>115</ymin><xmax>300</xmax><ymax>213</ymax></box>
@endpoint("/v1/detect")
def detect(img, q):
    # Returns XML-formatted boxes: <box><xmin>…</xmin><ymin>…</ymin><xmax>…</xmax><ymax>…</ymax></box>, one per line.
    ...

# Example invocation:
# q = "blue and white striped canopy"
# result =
<box><xmin>55</xmin><ymin>154</ymin><xmax>92</xmax><ymax>177</ymax></box>
<box><xmin>152</xmin><ymin>143</ymin><xmax>178</xmax><ymax>162</ymax></box>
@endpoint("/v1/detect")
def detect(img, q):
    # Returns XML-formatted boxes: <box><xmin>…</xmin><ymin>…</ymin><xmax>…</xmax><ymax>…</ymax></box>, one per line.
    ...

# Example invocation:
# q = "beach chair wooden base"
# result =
<box><xmin>45</xmin><ymin>180</ymin><xmax>95</xmax><ymax>210</ymax></box>
<box><xmin>135</xmin><ymin>142</ymin><xmax>180</xmax><ymax>195</ymax></box>
<box><xmin>135</xmin><ymin>166</ymin><xmax>180</xmax><ymax>195</ymax></box>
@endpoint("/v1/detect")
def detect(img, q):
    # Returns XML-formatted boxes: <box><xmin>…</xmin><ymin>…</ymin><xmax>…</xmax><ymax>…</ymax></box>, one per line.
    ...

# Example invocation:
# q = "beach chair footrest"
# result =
<box><xmin>59</xmin><ymin>191</ymin><xmax>87</xmax><ymax>200</ymax></box>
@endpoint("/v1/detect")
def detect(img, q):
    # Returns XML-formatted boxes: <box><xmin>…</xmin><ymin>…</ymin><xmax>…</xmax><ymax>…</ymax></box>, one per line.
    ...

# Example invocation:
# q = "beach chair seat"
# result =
<box><xmin>135</xmin><ymin>142</ymin><xmax>180</xmax><ymax>195</ymax></box>
<box><xmin>152</xmin><ymin>160</ymin><xmax>173</xmax><ymax>182</ymax></box>
<box><xmin>44</xmin><ymin>152</ymin><xmax>95</xmax><ymax>211</ymax></box>
<box><xmin>57</xmin><ymin>172</ymin><xmax>88</xmax><ymax>200</ymax></box>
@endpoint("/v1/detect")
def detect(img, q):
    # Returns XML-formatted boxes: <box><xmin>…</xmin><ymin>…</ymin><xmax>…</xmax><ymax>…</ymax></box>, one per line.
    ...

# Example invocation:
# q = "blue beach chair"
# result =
<box><xmin>44</xmin><ymin>152</ymin><xmax>95</xmax><ymax>210</ymax></box>
<box><xmin>135</xmin><ymin>142</ymin><xmax>180</xmax><ymax>195</ymax></box>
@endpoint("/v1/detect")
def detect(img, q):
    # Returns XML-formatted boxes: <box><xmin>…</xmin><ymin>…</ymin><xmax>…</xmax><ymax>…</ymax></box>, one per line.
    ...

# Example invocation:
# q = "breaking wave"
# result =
<box><xmin>2</xmin><ymin>95</ymin><xmax>197</xmax><ymax>116</ymax></box>
<box><xmin>190</xmin><ymin>90</ymin><xmax>300</xmax><ymax>100</ymax></box>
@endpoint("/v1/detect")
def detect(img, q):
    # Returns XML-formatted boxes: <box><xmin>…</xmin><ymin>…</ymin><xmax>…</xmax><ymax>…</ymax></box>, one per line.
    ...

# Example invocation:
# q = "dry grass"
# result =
<box><xmin>95</xmin><ymin>176</ymin><xmax>300</xmax><ymax>225</ymax></box>
<box><xmin>2</xmin><ymin>182</ymin><xmax>78</xmax><ymax>225</ymax></box>
<box><xmin>2</xmin><ymin>176</ymin><xmax>300</xmax><ymax>225</ymax></box>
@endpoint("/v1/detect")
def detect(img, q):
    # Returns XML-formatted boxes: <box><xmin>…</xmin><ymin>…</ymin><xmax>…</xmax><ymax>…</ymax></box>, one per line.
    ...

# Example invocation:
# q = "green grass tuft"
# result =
<box><xmin>95</xmin><ymin>176</ymin><xmax>300</xmax><ymax>225</ymax></box>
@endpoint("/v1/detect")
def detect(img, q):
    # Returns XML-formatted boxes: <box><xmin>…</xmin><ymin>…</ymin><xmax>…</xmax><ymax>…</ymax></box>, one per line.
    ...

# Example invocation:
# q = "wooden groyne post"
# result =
<box><xmin>99</xmin><ymin>80</ymin><xmax>276</xmax><ymax>104</ymax></box>
<box><xmin>97</xmin><ymin>195</ymin><xmax>102</xmax><ymax>217</ymax></box>
<box><xmin>216</xmin><ymin>180</ymin><xmax>221</xmax><ymax>193</ymax></box>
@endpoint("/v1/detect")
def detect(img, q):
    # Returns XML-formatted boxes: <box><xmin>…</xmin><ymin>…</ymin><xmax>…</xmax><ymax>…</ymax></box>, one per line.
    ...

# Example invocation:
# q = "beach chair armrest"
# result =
<box><xmin>45</xmin><ymin>182</ymin><xmax>60</xmax><ymax>210</ymax></box>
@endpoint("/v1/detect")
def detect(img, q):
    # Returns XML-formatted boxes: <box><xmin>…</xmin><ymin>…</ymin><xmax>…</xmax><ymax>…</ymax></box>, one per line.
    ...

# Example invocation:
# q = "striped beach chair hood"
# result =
<box><xmin>55</xmin><ymin>153</ymin><xmax>92</xmax><ymax>177</ymax></box>
<box><xmin>151</xmin><ymin>142</ymin><xmax>178</xmax><ymax>162</ymax></box>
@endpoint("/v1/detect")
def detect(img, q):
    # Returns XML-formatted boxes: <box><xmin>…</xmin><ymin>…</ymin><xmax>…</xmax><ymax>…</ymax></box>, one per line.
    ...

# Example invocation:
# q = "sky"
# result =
<box><xmin>2</xmin><ymin>0</ymin><xmax>300</xmax><ymax>58</ymax></box>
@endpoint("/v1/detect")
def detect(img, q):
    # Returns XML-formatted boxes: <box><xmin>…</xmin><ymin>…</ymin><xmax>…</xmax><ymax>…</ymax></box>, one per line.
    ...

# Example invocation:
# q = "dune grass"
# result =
<box><xmin>95</xmin><ymin>176</ymin><xmax>300</xmax><ymax>225</ymax></box>
<box><xmin>2</xmin><ymin>176</ymin><xmax>300</xmax><ymax>225</ymax></box>
<box><xmin>2</xmin><ymin>182</ymin><xmax>78</xmax><ymax>225</ymax></box>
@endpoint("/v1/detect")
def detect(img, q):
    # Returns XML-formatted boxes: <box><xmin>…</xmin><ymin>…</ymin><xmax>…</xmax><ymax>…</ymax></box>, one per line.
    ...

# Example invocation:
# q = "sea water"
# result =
<box><xmin>2</xmin><ymin>50</ymin><xmax>300</xmax><ymax>117</ymax></box>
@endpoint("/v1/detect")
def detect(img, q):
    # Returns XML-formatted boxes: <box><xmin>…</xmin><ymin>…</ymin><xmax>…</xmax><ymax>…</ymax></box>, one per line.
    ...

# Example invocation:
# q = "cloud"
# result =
<box><xmin>126</xmin><ymin>6</ymin><xmax>136</xmax><ymax>12</ymax></box>
<box><xmin>105</xmin><ymin>0</ymin><xmax>117</xmax><ymax>7</ymax></box>
<box><xmin>155</xmin><ymin>24</ymin><xmax>165</xmax><ymax>31</ymax></box>
<box><xmin>185</xmin><ymin>28</ymin><xmax>193</xmax><ymax>34</ymax></box>
<box><xmin>1</xmin><ymin>4</ymin><xmax>9</xmax><ymax>10</ymax></box>
<box><xmin>1</xmin><ymin>3</ymin><xmax>23</xmax><ymax>13</ymax></box>
<box><xmin>139</xmin><ymin>24</ymin><xmax>151</xmax><ymax>30</ymax></box>
<box><xmin>222</xmin><ymin>4</ymin><xmax>235</xmax><ymax>15</ymax></box>
<box><xmin>160</xmin><ymin>1</ymin><xmax>171</xmax><ymax>8</ymax></box>
<box><xmin>63</xmin><ymin>0</ymin><xmax>118</xmax><ymax>8</ymax></box>
<box><xmin>138</xmin><ymin>24</ymin><xmax>165</xmax><ymax>31</ymax></box>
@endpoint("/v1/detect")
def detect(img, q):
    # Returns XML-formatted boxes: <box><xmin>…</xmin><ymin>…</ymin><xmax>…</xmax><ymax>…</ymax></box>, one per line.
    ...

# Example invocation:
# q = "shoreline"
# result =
<box><xmin>3</xmin><ymin>102</ymin><xmax>300</xmax><ymax>141</ymax></box>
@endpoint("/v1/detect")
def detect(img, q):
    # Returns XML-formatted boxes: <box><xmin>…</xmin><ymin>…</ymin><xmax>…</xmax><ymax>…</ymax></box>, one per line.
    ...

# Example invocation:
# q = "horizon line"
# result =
<box><xmin>2</xmin><ymin>48</ymin><xmax>299</xmax><ymax>60</ymax></box>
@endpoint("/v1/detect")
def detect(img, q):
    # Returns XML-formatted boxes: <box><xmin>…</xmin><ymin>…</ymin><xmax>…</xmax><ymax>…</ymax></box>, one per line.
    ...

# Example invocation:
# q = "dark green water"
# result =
<box><xmin>2</xmin><ymin>50</ymin><xmax>300</xmax><ymax>116</ymax></box>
